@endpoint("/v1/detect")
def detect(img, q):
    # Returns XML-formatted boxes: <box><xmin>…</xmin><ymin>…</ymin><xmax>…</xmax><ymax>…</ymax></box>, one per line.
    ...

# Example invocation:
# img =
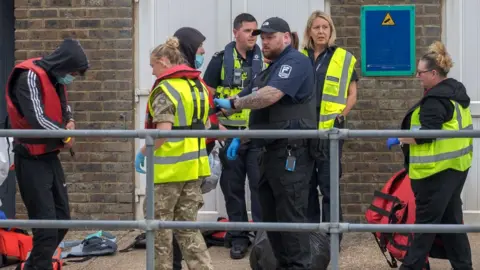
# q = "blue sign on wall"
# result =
<box><xmin>361</xmin><ymin>5</ymin><xmax>416</xmax><ymax>76</ymax></box>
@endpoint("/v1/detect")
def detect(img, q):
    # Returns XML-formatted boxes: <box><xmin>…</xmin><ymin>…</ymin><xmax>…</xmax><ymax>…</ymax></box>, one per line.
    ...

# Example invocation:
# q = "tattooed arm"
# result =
<box><xmin>233</xmin><ymin>86</ymin><xmax>285</xmax><ymax>110</ymax></box>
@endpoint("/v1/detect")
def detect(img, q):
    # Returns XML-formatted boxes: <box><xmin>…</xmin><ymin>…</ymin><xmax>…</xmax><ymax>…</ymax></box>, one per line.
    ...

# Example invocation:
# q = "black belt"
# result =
<box><xmin>265</xmin><ymin>138</ymin><xmax>308</xmax><ymax>151</ymax></box>
<box><xmin>16</xmin><ymin>138</ymin><xmax>50</xmax><ymax>144</ymax></box>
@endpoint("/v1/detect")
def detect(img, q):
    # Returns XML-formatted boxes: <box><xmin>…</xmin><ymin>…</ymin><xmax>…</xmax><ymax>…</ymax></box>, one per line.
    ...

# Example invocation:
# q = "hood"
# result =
<box><xmin>425</xmin><ymin>78</ymin><xmax>470</xmax><ymax>108</ymax></box>
<box><xmin>35</xmin><ymin>38</ymin><xmax>89</xmax><ymax>78</ymax></box>
<box><xmin>173</xmin><ymin>27</ymin><xmax>206</xmax><ymax>68</ymax></box>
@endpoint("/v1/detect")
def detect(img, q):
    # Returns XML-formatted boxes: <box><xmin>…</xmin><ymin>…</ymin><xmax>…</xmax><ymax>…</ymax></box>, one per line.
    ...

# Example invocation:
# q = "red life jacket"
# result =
<box><xmin>18</xmin><ymin>246</ymin><xmax>64</xmax><ymax>270</ymax></box>
<box><xmin>204</xmin><ymin>83</ymin><xmax>219</xmax><ymax>145</ymax></box>
<box><xmin>5</xmin><ymin>58</ymin><xmax>66</xmax><ymax>156</ymax></box>
<box><xmin>144</xmin><ymin>65</ymin><xmax>219</xmax><ymax>144</ymax></box>
<box><xmin>365</xmin><ymin>168</ymin><xmax>449</xmax><ymax>269</ymax></box>
<box><xmin>0</xmin><ymin>228</ymin><xmax>32</xmax><ymax>266</ymax></box>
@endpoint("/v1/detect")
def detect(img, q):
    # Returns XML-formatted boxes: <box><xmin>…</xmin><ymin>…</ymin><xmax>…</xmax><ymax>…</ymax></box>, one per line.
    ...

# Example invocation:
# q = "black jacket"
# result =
<box><xmin>401</xmin><ymin>78</ymin><xmax>471</xmax><ymax>167</ymax></box>
<box><xmin>9</xmin><ymin>38</ymin><xmax>89</xmax><ymax>130</ymax></box>
<box><xmin>173</xmin><ymin>27</ymin><xmax>206</xmax><ymax>68</ymax></box>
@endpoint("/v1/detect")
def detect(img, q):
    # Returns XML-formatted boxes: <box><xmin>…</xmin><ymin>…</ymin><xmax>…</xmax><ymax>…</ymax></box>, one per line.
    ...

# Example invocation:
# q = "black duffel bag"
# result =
<box><xmin>249</xmin><ymin>230</ymin><xmax>331</xmax><ymax>270</ymax></box>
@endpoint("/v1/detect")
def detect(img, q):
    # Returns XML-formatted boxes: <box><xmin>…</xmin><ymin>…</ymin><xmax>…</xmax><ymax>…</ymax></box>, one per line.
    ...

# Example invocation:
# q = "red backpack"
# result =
<box><xmin>365</xmin><ymin>168</ymin><xmax>448</xmax><ymax>269</ymax></box>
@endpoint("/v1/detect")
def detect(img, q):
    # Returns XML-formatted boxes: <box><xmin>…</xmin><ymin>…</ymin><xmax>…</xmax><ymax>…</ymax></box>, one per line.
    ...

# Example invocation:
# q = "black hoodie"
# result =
<box><xmin>401</xmin><ymin>78</ymin><xmax>471</xmax><ymax>166</ymax></box>
<box><xmin>36</xmin><ymin>38</ymin><xmax>89</xmax><ymax>78</ymax></box>
<box><xmin>173</xmin><ymin>27</ymin><xmax>206</xmax><ymax>68</ymax></box>
<box><xmin>9</xmin><ymin>38</ymin><xmax>89</xmax><ymax>131</ymax></box>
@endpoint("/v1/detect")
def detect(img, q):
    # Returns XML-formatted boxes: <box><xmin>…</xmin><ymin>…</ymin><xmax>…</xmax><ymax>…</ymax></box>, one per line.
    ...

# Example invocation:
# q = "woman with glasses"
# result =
<box><xmin>387</xmin><ymin>41</ymin><xmax>473</xmax><ymax>270</ymax></box>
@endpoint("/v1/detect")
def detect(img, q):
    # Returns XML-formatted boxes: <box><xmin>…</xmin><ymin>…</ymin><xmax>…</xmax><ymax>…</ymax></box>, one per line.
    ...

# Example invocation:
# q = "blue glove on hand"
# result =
<box><xmin>135</xmin><ymin>151</ymin><xmax>146</xmax><ymax>174</ymax></box>
<box><xmin>214</xmin><ymin>98</ymin><xmax>232</xmax><ymax>110</ymax></box>
<box><xmin>386</xmin><ymin>138</ymin><xmax>400</xmax><ymax>150</ymax></box>
<box><xmin>227</xmin><ymin>138</ymin><xmax>241</xmax><ymax>160</ymax></box>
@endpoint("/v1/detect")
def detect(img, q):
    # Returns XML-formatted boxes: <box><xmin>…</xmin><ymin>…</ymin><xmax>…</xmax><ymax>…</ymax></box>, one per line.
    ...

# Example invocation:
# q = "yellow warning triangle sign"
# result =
<box><xmin>382</xmin><ymin>12</ymin><xmax>395</xmax><ymax>26</ymax></box>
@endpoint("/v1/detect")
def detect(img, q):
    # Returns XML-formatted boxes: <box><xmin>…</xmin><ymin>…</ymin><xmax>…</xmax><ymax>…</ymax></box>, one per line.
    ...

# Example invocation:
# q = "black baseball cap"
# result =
<box><xmin>252</xmin><ymin>17</ymin><xmax>291</xmax><ymax>36</ymax></box>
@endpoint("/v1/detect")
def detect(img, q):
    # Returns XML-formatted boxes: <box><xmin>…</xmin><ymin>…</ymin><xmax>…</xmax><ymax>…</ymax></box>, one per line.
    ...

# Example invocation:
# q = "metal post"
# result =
<box><xmin>145</xmin><ymin>135</ymin><xmax>155</xmax><ymax>270</ymax></box>
<box><xmin>329</xmin><ymin>130</ymin><xmax>340</xmax><ymax>270</ymax></box>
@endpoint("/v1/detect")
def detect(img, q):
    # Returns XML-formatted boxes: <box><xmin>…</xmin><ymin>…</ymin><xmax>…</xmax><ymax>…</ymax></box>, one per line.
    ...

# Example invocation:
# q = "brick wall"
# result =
<box><xmin>13</xmin><ymin>0</ymin><xmax>135</xmax><ymax>220</ymax></box>
<box><xmin>330</xmin><ymin>0</ymin><xmax>443</xmax><ymax>222</ymax></box>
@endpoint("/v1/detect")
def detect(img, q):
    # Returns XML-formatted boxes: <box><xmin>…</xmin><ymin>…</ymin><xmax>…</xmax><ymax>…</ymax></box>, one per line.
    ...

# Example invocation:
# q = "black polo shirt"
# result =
<box><xmin>305</xmin><ymin>46</ymin><xmax>359</xmax><ymax>107</ymax></box>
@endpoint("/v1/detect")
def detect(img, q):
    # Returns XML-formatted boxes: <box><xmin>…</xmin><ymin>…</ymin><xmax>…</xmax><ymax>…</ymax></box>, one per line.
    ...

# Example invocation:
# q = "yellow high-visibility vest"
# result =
<box><xmin>147</xmin><ymin>78</ymin><xmax>210</xmax><ymax>183</ymax></box>
<box><xmin>408</xmin><ymin>100</ymin><xmax>473</xmax><ymax>180</ymax></box>
<box><xmin>301</xmin><ymin>48</ymin><xmax>356</xmax><ymax>129</ymax></box>
<box><xmin>216</xmin><ymin>49</ymin><xmax>253</xmax><ymax>127</ymax></box>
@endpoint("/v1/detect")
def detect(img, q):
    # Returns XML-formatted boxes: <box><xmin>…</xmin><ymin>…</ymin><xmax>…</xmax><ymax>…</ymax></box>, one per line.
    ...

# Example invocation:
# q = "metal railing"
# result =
<box><xmin>1</xmin><ymin>128</ymin><xmax>479</xmax><ymax>270</ymax></box>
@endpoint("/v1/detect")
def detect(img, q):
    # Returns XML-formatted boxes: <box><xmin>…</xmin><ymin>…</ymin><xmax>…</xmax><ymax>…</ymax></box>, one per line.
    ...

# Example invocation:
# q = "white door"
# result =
<box><xmin>135</xmin><ymin>0</ymin><xmax>327</xmax><ymax>221</ymax></box>
<box><xmin>443</xmin><ymin>0</ymin><xmax>480</xmax><ymax>224</ymax></box>
<box><xmin>232</xmin><ymin>0</ymin><xmax>326</xmax><ymax>49</ymax></box>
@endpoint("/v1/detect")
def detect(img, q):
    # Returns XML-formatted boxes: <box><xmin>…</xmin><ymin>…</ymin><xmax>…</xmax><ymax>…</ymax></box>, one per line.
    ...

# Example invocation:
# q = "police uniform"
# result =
<box><xmin>203</xmin><ymin>41</ymin><xmax>264</xmax><ymax>254</ymax></box>
<box><xmin>398</xmin><ymin>78</ymin><xmax>473</xmax><ymax>270</ymax></box>
<box><xmin>301</xmin><ymin>46</ymin><xmax>358</xmax><ymax>227</ymax></box>
<box><xmin>144</xmin><ymin>65</ymin><xmax>214</xmax><ymax>270</ymax></box>
<box><xmin>240</xmin><ymin>17</ymin><xmax>317</xmax><ymax>269</ymax></box>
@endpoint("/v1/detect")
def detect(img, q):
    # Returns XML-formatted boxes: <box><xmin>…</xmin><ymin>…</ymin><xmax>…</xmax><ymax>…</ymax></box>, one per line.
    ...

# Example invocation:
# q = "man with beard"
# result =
<box><xmin>203</xmin><ymin>13</ymin><xmax>263</xmax><ymax>259</ymax></box>
<box><xmin>214</xmin><ymin>17</ymin><xmax>317</xmax><ymax>269</ymax></box>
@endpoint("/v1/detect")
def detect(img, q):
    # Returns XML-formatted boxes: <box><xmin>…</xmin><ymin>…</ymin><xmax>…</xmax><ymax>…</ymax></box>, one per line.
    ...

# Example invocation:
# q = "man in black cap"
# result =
<box><xmin>214</xmin><ymin>17</ymin><xmax>316</xmax><ymax>269</ymax></box>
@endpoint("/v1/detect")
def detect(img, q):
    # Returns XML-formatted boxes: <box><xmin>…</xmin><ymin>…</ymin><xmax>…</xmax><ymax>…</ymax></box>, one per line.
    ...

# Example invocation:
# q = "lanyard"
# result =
<box><xmin>315</xmin><ymin>52</ymin><xmax>328</xmax><ymax>72</ymax></box>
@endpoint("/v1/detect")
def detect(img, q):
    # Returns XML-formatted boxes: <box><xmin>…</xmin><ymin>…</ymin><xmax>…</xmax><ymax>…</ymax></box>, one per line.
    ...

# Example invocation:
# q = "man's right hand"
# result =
<box><xmin>64</xmin><ymin>124</ymin><xmax>75</xmax><ymax>149</ymax></box>
<box><xmin>214</xmin><ymin>98</ymin><xmax>232</xmax><ymax>110</ymax></box>
<box><xmin>63</xmin><ymin>137</ymin><xmax>75</xmax><ymax>149</ymax></box>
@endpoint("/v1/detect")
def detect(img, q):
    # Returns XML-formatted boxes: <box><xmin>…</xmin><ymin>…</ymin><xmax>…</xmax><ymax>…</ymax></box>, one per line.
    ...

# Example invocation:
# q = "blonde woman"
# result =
<box><xmin>301</xmin><ymin>11</ymin><xmax>358</xmax><ymax>237</ymax></box>
<box><xmin>135</xmin><ymin>36</ymin><xmax>214</xmax><ymax>270</ymax></box>
<box><xmin>387</xmin><ymin>41</ymin><xmax>472</xmax><ymax>270</ymax></box>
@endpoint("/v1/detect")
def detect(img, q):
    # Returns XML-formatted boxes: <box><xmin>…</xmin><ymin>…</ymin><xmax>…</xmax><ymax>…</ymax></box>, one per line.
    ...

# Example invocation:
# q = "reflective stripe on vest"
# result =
<box><xmin>408</xmin><ymin>100</ymin><xmax>473</xmax><ymax>180</ymax></box>
<box><xmin>147</xmin><ymin>78</ymin><xmax>210</xmax><ymax>183</ymax></box>
<box><xmin>301</xmin><ymin>48</ymin><xmax>356</xmax><ymax>129</ymax></box>
<box><xmin>217</xmin><ymin>49</ymin><xmax>252</xmax><ymax>127</ymax></box>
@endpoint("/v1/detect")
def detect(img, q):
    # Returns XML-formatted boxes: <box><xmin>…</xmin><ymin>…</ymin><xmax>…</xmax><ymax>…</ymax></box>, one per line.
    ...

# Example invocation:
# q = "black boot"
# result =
<box><xmin>230</xmin><ymin>240</ymin><xmax>250</xmax><ymax>260</ymax></box>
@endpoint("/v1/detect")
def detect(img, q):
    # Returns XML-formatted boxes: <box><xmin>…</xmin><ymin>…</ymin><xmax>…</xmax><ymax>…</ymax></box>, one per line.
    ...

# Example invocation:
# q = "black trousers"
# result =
<box><xmin>307</xmin><ymin>140</ymin><xmax>344</xmax><ymax>225</ymax></box>
<box><xmin>259</xmin><ymin>141</ymin><xmax>314</xmax><ymax>269</ymax></box>
<box><xmin>15</xmin><ymin>151</ymin><xmax>70</xmax><ymax>270</ymax></box>
<box><xmin>171</xmin><ymin>141</ymin><xmax>216</xmax><ymax>269</ymax></box>
<box><xmin>400</xmin><ymin>169</ymin><xmax>472</xmax><ymax>270</ymax></box>
<box><xmin>219</xmin><ymin>139</ymin><xmax>262</xmax><ymax>245</ymax></box>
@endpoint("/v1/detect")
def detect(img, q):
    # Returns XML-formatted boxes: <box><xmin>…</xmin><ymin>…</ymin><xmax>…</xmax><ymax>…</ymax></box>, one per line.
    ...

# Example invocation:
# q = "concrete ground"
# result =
<box><xmin>3</xmin><ymin>230</ymin><xmax>480</xmax><ymax>269</ymax></box>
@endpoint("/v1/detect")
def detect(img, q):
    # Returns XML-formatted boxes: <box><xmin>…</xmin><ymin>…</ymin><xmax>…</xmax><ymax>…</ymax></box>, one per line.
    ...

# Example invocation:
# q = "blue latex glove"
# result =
<box><xmin>135</xmin><ymin>151</ymin><xmax>146</xmax><ymax>174</ymax></box>
<box><xmin>214</xmin><ymin>98</ymin><xmax>232</xmax><ymax>110</ymax></box>
<box><xmin>386</xmin><ymin>138</ymin><xmax>400</xmax><ymax>150</ymax></box>
<box><xmin>227</xmin><ymin>138</ymin><xmax>241</xmax><ymax>160</ymax></box>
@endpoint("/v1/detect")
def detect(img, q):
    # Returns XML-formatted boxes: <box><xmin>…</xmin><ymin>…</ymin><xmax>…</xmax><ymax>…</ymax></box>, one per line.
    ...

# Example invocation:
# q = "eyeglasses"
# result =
<box><xmin>416</xmin><ymin>69</ymin><xmax>432</xmax><ymax>76</ymax></box>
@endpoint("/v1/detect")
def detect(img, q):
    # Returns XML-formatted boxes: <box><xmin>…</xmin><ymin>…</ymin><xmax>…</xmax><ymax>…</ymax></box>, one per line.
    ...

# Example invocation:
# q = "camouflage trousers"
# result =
<box><xmin>153</xmin><ymin>180</ymin><xmax>214</xmax><ymax>270</ymax></box>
